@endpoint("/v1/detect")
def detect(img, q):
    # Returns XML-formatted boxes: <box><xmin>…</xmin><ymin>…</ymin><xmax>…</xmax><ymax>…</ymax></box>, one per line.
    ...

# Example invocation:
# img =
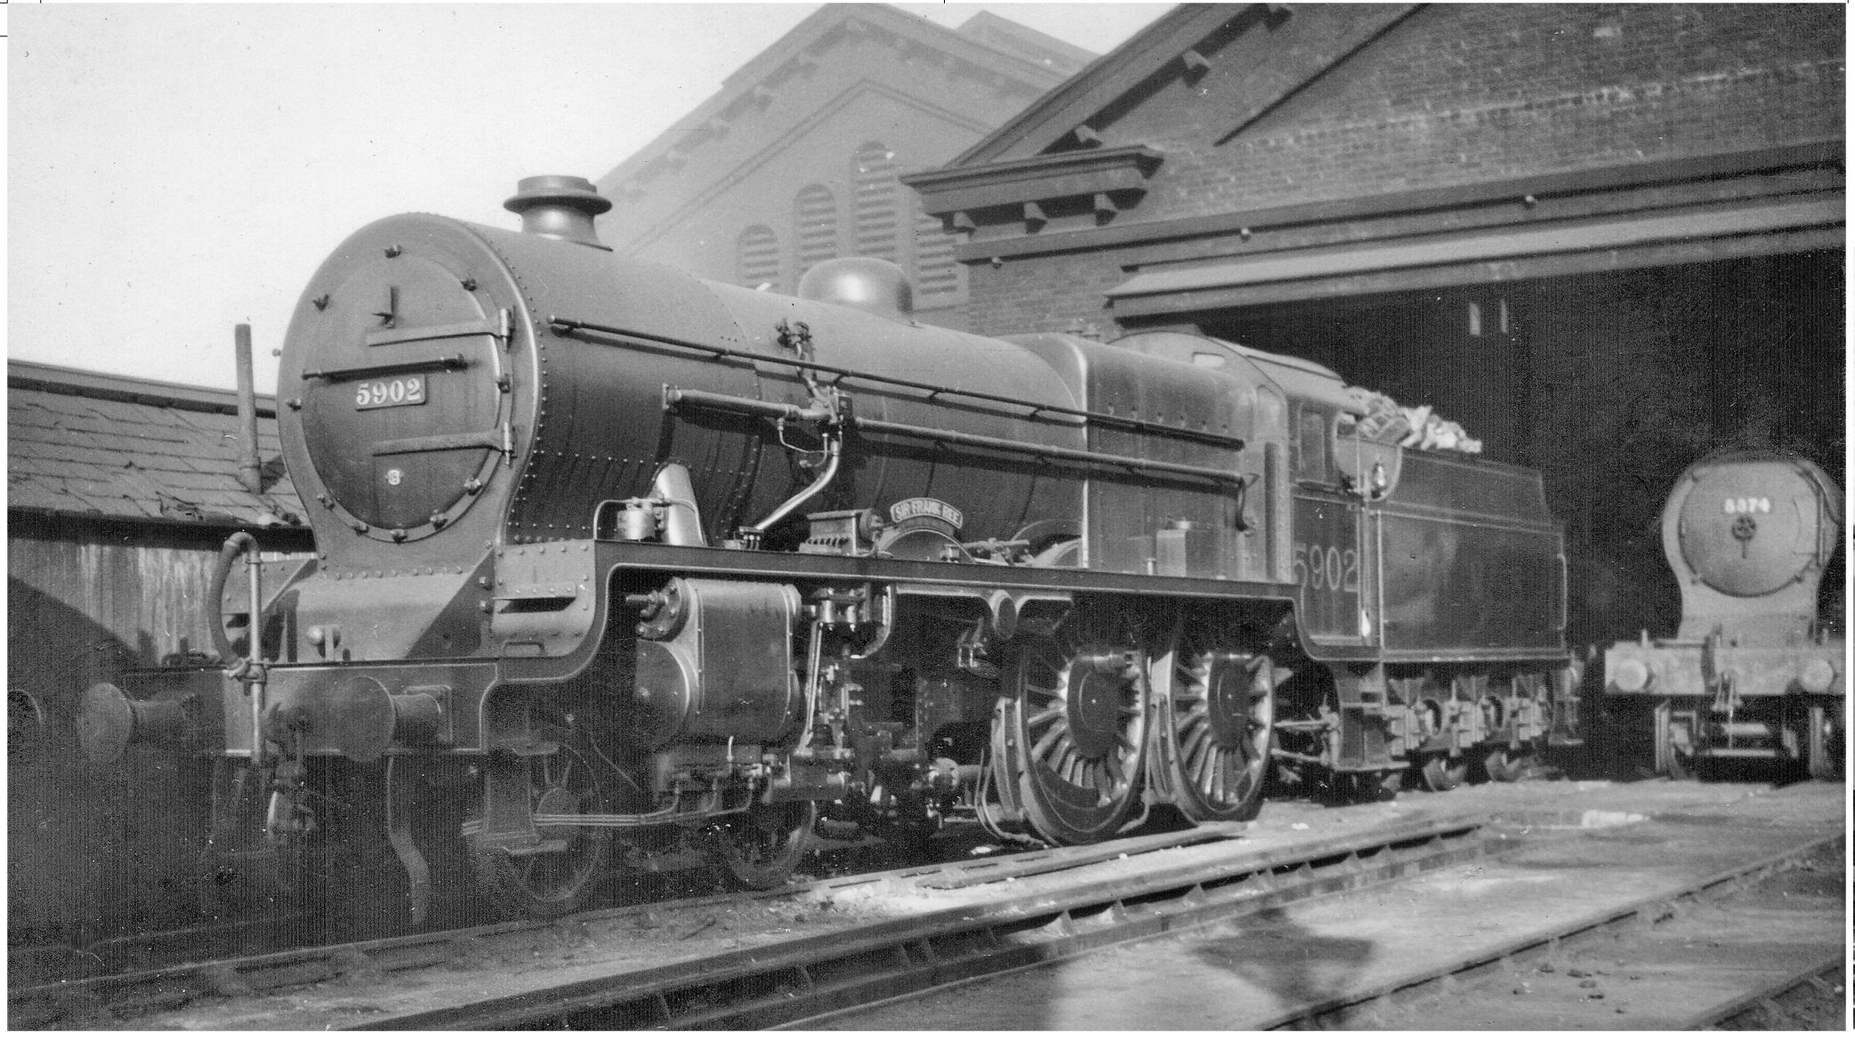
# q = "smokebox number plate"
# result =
<box><xmin>354</xmin><ymin>376</ymin><xmax>428</xmax><ymax>411</ymax></box>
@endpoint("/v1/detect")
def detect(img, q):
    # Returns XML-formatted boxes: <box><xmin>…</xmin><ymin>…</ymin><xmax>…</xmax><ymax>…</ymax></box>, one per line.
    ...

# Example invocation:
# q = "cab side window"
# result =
<box><xmin>1294</xmin><ymin>406</ymin><xmax>1329</xmax><ymax>485</ymax></box>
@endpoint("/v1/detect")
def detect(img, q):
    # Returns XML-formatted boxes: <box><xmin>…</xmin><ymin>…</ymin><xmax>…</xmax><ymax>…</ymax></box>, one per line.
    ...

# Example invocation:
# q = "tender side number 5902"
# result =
<box><xmin>355</xmin><ymin>376</ymin><xmax>426</xmax><ymax>410</ymax></box>
<box><xmin>1294</xmin><ymin>542</ymin><xmax>1359</xmax><ymax>593</ymax></box>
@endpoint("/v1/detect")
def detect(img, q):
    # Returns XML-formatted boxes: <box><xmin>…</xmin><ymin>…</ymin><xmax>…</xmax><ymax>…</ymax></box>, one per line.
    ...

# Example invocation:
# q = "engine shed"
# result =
<box><xmin>904</xmin><ymin>2</ymin><xmax>1845</xmax><ymax>657</ymax></box>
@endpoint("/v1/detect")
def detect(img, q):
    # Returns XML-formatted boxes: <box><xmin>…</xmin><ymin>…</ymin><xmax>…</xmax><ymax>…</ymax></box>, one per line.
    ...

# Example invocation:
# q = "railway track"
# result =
<box><xmin>1252</xmin><ymin>830</ymin><xmax>1844</xmax><ymax>1030</ymax></box>
<box><xmin>9</xmin><ymin>810</ymin><xmax>1499</xmax><ymax>1029</ymax></box>
<box><xmin>12</xmin><ymin>780</ymin><xmax>1841</xmax><ymax>1030</ymax></box>
<box><xmin>3</xmin><ymin>818</ymin><xmax>1232</xmax><ymax>1002</ymax></box>
<box><xmin>1693</xmin><ymin>955</ymin><xmax>1846</xmax><ymax>1030</ymax></box>
<box><xmin>817</xmin><ymin>788</ymin><xmax>1845</xmax><ymax>1031</ymax></box>
<box><xmin>8</xmin><ymin>911</ymin><xmax>321</xmax><ymax>989</ymax></box>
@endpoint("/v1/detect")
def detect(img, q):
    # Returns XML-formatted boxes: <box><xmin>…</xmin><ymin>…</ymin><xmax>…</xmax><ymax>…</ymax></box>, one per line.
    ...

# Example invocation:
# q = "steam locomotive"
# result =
<box><xmin>1602</xmin><ymin>452</ymin><xmax>1843</xmax><ymax>779</ymax></box>
<box><xmin>80</xmin><ymin>176</ymin><xmax>1577</xmax><ymax>921</ymax></box>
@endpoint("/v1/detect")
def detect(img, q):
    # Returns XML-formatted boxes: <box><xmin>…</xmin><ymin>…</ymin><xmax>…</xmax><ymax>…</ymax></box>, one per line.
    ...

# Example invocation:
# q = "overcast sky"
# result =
<box><xmin>9</xmin><ymin>3</ymin><xmax>1167</xmax><ymax>391</ymax></box>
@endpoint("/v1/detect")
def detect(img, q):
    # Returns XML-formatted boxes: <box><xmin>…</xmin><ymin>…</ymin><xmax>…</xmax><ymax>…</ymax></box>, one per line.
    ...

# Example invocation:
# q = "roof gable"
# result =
<box><xmin>607</xmin><ymin>75</ymin><xmax>1007</xmax><ymax>257</ymax></box>
<box><xmin>598</xmin><ymin>5</ymin><xmax>1086</xmax><ymax>201</ymax></box>
<box><xmin>909</xmin><ymin>4</ymin><xmax>1413</xmax><ymax>232</ymax></box>
<box><xmin>8</xmin><ymin>361</ymin><xmax>305</xmax><ymax>528</ymax></box>
<box><xmin>952</xmin><ymin>4</ymin><xmax>1414</xmax><ymax>163</ymax></box>
<box><xmin>954</xmin><ymin>11</ymin><xmax>1095</xmax><ymax>73</ymax></box>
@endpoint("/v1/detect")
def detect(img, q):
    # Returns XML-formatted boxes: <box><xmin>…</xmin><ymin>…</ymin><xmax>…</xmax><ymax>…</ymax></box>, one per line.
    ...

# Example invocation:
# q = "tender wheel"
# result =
<box><xmin>1420</xmin><ymin>754</ymin><xmax>1468</xmax><ymax>792</ymax></box>
<box><xmin>471</xmin><ymin>747</ymin><xmax>607</xmax><ymax>919</ymax></box>
<box><xmin>1347</xmin><ymin>768</ymin><xmax>1402</xmax><ymax>802</ymax></box>
<box><xmin>1155</xmin><ymin>619</ymin><xmax>1274</xmax><ymax>823</ymax></box>
<box><xmin>1484</xmin><ymin>748</ymin><xmax>1527</xmax><ymax>783</ymax></box>
<box><xmin>1004</xmin><ymin>605</ymin><xmax>1148</xmax><ymax>844</ymax></box>
<box><xmin>707</xmin><ymin>800</ymin><xmax>816</xmax><ymax>890</ymax></box>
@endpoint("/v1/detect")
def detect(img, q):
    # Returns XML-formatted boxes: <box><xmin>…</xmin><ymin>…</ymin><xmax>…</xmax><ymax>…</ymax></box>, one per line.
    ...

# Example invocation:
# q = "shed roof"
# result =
<box><xmin>8</xmin><ymin>361</ymin><xmax>306</xmax><ymax>529</ymax></box>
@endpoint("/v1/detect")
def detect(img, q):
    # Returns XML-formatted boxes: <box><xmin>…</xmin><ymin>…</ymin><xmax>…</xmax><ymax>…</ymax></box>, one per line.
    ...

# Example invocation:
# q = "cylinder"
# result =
<box><xmin>629</xmin><ymin>579</ymin><xmax>803</xmax><ymax>749</ymax></box>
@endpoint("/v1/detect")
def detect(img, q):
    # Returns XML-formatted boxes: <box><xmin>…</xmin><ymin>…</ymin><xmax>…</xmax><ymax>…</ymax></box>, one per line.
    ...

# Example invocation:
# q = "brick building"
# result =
<box><xmin>8</xmin><ymin>361</ymin><xmax>311</xmax><ymax>944</ymax></box>
<box><xmin>907</xmin><ymin>3</ymin><xmax>1844</xmax><ymax>646</ymax></box>
<box><xmin>595</xmin><ymin>4</ymin><xmax>1093</xmax><ymax>330</ymax></box>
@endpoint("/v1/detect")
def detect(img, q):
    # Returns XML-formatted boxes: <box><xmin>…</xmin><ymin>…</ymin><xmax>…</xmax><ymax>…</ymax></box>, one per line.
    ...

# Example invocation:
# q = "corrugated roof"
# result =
<box><xmin>8</xmin><ymin>361</ymin><xmax>307</xmax><ymax>528</ymax></box>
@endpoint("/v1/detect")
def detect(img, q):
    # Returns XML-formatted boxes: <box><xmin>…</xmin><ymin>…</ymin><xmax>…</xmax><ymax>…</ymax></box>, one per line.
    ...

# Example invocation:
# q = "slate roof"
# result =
<box><xmin>8</xmin><ymin>361</ymin><xmax>307</xmax><ymax>529</ymax></box>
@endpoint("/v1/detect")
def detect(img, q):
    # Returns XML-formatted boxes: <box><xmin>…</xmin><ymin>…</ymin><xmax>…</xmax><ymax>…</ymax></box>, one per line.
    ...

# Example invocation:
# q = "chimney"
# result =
<box><xmin>503</xmin><ymin>175</ymin><xmax>613</xmax><ymax>250</ymax></box>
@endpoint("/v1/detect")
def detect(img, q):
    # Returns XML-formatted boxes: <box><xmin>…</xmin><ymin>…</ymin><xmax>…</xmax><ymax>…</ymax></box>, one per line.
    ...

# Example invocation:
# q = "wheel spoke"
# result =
<box><xmin>1191</xmin><ymin>741</ymin><xmax>1214</xmax><ymax>787</ymax></box>
<box><xmin>1227</xmin><ymin>747</ymin><xmax>1248</xmax><ymax>786</ymax></box>
<box><xmin>1047</xmin><ymin>732</ymin><xmax>1075</xmax><ymax>768</ymax></box>
<box><xmin>1026</xmin><ymin>704</ymin><xmax>1065</xmax><ymax>727</ymax></box>
<box><xmin>1027</xmin><ymin>685</ymin><xmax>1068</xmax><ymax>708</ymax></box>
<box><xmin>1030</xmin><ymin>721</ymin><xmax>1067</xmax><ymax>762</ymax></box>
<box><xmin>1180</xmin><ymin>718</ymin><xmax>1211</xmax><ymax>763</ymax></box>
<box><xmin>1034</xmin><ymin>649</ymin><xmax>1068</xmax><ymax>677</ymax></box>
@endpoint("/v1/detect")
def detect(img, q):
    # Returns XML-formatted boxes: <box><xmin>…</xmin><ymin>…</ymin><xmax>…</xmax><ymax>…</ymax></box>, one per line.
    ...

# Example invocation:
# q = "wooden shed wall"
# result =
<box><xmin>8</xmin><ymin>515</ymin><xmax>313</xmax><ymax>940</ymax></box>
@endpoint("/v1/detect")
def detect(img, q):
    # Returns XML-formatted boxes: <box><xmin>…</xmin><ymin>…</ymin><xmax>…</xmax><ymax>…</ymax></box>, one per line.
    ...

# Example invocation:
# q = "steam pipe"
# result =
<box><xmin>209</xmin><ymin>530</ymin><xmax>267</xmax><ymax>759</ymax></box>
<box><xmin>739</xmin><ymin>431</ymin><xmax>843</xmax><ymax>544</ymax></box>
<box><xmin>245</xmin><ymin>538</ymin><xmax>266</xmax><ymax>762</ymax></box>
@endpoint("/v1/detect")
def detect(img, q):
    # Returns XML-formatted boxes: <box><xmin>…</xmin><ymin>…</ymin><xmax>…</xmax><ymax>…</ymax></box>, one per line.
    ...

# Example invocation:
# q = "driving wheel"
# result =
<box><xmin>1155</xmin><ymin>619</ymin><xmax>1274</xmax><ymax>822</ymax></box>
<box><xmin>1004</xmin><ymin>605</ymin><xmax>1148</xmax><ymax>844</ymax></box>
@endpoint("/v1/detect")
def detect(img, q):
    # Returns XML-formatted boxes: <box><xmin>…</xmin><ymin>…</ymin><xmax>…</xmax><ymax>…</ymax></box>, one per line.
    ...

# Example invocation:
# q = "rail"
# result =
<box><xmin>8</xmin><ymin>814</ymin><xmax>1492</xmax><ymax>1030</ymax></box>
